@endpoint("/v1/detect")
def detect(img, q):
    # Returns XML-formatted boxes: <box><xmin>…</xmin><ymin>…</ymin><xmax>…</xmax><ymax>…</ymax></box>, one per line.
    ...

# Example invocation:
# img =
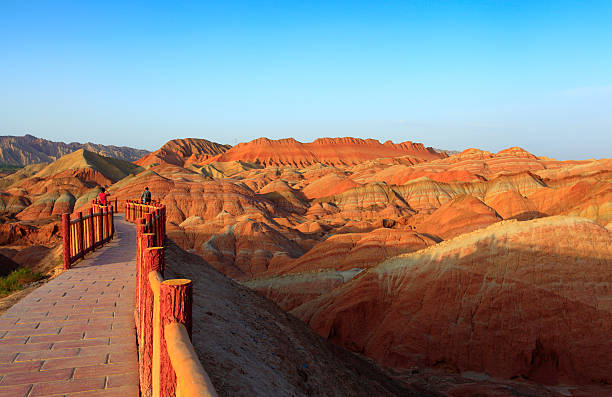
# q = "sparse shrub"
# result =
<box><xmin>0</xmin><ymin>268</ymin><xmax>43</xmax><ymax>297</ymax></box>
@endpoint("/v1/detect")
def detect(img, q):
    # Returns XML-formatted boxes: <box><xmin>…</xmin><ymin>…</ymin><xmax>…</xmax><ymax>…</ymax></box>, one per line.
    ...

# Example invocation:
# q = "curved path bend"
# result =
<box><xmin>0</xmin><ymin>215</ymin><xmax>139</xmax><ymax>397</ymax></box>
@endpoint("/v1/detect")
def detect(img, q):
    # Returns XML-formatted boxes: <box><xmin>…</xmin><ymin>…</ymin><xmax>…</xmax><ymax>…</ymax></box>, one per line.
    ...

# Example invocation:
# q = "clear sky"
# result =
<box><xmin>1</xmin><ymin>1</ymin><xmax>611</xmax><ymax>159</ymax></box>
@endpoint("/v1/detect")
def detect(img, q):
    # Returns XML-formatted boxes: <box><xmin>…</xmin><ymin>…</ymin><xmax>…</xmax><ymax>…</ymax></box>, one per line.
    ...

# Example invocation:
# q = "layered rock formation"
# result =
<box><xmin>0</xmin><ymin>134</ymin><xmax>149</xmax><ymax>165</ymax></box>
<box><xmin>292</xmin><ymin>217</ymin><xmax>612</xmax><ymax>385</ymax></box>
<box><xmin>164</xmin><ymin>239</ymin><xmax>430</xmax><ymax>397</ymax></box>
<box><xmin>414</xmin><ymin>195</ymin><xmax>502</xmax><ymax>239</ymax></box>
<box><xmin>3</xmin><ymin>135</ymin><xmax>610</xmax><ymax>393</ymax></box>
<box><xmin>205</xmin><ymin>137</ymin><xmax>445</xmax><ymax>167</ymax></box>
<box><xmin>0</xmin><ymin>149</ymin><xmax>143</xmax><ymax>220</ymax></box>
<box><xmin>135</xmin><ymin>138</ymin><xmax>230</xmax><ymax>167</ymax></box>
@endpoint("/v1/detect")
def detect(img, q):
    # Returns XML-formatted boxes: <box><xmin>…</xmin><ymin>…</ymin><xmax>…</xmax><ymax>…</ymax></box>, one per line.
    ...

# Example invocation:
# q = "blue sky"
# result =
<box><xmin>1</xmin><ymin>1</ymin><xmax>611</xmax><ymax>159</ymax></box>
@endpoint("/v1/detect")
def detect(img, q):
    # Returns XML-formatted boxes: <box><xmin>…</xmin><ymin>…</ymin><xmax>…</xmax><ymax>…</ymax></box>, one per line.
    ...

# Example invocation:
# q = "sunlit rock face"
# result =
<box><xmin>414</xmin><ymin>195</ymin><xmax>502</xmax><ymax>239</ymax></box>
<box><xmin>202</xmin><ymin>137</ymin><xmax>445</xmax><ymax>167</ymax></box>
<box><xmin>135</xmin><ymin>138</ymin><xmax>230</xmax><ymax>168</ymax></box>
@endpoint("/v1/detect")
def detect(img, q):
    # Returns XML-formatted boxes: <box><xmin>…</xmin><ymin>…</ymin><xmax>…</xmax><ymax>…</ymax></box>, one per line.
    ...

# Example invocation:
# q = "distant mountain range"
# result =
<box><xmin>0</xmin><ymin>134</ymin><xmax>150</xmax><ymax>166</ymax></box>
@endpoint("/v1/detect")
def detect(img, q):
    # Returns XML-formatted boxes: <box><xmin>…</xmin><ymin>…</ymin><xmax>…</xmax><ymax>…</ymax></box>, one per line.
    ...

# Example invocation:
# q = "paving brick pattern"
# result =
<box><xmin>0</xmin><ymin>216</ymin><xmax>139</xmax><ymax>396</ymax></box>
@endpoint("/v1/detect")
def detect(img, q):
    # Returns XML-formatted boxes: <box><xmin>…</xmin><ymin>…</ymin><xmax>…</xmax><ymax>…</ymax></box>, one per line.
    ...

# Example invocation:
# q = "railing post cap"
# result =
<box><xmin>161</xmin><ymin>279</ymin><xmax>192</xmax><ymax>287</ymax></box>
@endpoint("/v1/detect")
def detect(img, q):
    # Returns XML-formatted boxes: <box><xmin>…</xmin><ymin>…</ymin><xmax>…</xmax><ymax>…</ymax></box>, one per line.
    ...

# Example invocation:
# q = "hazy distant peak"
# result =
<box><xmin>0</xmin><ymin>134</ymin><xmax>149</xmax><ymax>166</ymax></box>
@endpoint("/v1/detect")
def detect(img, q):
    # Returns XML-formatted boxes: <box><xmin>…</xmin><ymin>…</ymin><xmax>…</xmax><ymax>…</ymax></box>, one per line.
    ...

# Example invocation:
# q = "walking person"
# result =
<box><xmin>141</xmin><ymin>186</ymin><xmax>152</xmax><ymax>204</ymax></box>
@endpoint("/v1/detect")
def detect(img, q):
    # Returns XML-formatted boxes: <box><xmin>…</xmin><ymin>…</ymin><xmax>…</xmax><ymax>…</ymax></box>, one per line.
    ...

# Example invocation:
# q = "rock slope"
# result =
<box><xmin>292</xmin><ymin>216</ymin><xmax>612</xmax><ymax>385</ymax></box>
<box><xmin>0</xmin><ymin>134</ymin><xmax>149</xmax><ymax>165</ymax></box>
<box><xmin>135</xmin><ymin>137</ymin><xmax>230</xmax><ymax>167</ymax></box>
<box><xmin>164</xmin><ymin>238</ymin><xmax>430</xmax><ymax>397</ymax></box>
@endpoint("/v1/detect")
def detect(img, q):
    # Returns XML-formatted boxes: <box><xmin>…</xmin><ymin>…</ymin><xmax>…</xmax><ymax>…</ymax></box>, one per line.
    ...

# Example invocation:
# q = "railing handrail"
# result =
<box><xmin>129</xmin><ymin>199</ymin><xmax>216</xmax><ymax>397</ymax></box>
<box><xmin>69</xmin><ymin>208</ymin><xmax>109</xmax><ymax>224</ymax></box>
<box><xmin>165</xmin><ymin>322</ymin><xmax>218</xmax><ymax>397</ymax></box>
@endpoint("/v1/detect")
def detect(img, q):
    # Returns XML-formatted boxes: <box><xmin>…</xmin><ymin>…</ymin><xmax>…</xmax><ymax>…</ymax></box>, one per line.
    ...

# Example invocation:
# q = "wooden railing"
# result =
<box><xmin>125</xmin><ymin>199</ymin><xmax>160</xmax><ymax>222</ymax></box>
<box><xmin>62</xmin><ymin>203</ymin><xmax>114</xmax><ymax>270</ymax></box>
<box><xmin>93</xmin><ymin>197</ymin><xmax>119</xmax><ymax>213</ymax></box>
<box><xmin>126</xmin><ymin>200</ymin><xmax>217</xmax><ymax>397</ymax></box>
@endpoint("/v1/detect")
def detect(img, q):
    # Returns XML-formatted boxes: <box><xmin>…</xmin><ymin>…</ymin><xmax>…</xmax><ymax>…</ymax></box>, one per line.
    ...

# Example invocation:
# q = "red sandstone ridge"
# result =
<box><xmin>292</xmin><ymin>216</ymin><xmax>612</xmax><ymax>386</ymax></box>
<box><xmin>204</xmin><ymin>137</ymin><xmax>445</xmax><ymax>167</ymax></box>
<box><xmin>135</xmin><ymin>138</ymin><xmax>230</xmax><ymax>167</ymax></box>
<box><xmin>415</xmin><ymin>195</ymin><xmax>502</xmax><ymax>239</ymax></box>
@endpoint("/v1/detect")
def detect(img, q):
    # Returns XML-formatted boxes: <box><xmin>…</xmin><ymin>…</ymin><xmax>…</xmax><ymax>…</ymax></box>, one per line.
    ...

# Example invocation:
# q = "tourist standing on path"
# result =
<box><xmin>98</xmin><ymin>187</ymin><xmax>111</xmax><ymax>205</ymax></box>
<box><xmin>141</xmin><ymin>186</ymin><xmax>152</xmax><ymax>204</ymax></box>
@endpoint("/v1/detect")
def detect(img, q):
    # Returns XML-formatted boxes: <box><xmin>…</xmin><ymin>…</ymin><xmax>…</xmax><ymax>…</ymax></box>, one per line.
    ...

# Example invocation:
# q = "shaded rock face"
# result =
<box><xmin>0</xmin><ymin>134</ymin><xmax>149</xmax><ymax>166</ymax></box>
<box><xmin>291</xmin><ymin>217</ymin><xmax>612</xmax><ymax>385</ymax></box>
<box><xmin>0</xmin><ymin>219</ymin><xmax>61</xmax><ymax>277</ymax></box>
<box><xmin>0</xmin><ymin>252</ymin><xmax>20</xmax><ymax>277</ymax></box>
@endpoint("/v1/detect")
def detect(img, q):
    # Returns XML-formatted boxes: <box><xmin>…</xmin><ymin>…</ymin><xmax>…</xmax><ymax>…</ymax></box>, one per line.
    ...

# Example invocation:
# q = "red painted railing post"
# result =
<box><xmin>159</xmin><ymin>279</ymin><xmax>193</xmax><ymax>396</ymax></box>
<box><xmin>156</xmin><ymin>208</ymin><xmax>160</xmax><ymax>242</ymax></box>
<box><xmin>162</xmin><ymin>206</ymin><xmax>166</xmax><ymax>242</ymax></box>
<box><xmin>138</xmin><ymin>233</ymin><xmax>154</xmax><ymax>317</ymax></box>
<box><xmin>136</xmin><ymin>218</ymin><xmax>146</xmax><ymax>313</ymax></box>
<box><xmin>154</xmin><ymin>211</ymin><xmax>158</xmax><ymax>243</ymax></box>
<box><xmin>93</xmin><ymin>208</ymin><xmax>99</xmax><ymax>247</ymax></box>
<box><xmin>100</xmin><ymin>205</ymin><xmax>109</xmax><ymax>242</ymax></box>
<box><xmin>87</xmin><ymin>208</ymin><xmax>94</xmax><ymax>252</ymax></box>
<box><xmin>76</xmin><ymin>211</ymin><xmax>84</xmax><ymax>258</ymax></box>
<box><xmin>140</xmin><ymin>246</ymin><xmax>164</xmax><ymax>396</ymax></box>
<box><xmin>62</xmin><ymin>213</ymin><xmax>71</xmax><ymax>270</ymax></box>
<box><xmin>110</xmin><ymin>205</ymin><xmax>115</xmax><ymax>238</ymax></box>
<box><xmin>98</xmin><ymin>207</ymin><xmax>104</xmax><ymax>245</ymax></box>
<box><xmin>105</xmin><ymin>206</ymin><xmax>110</xmax><ymax>240</ymax></box>
<box><xmin>145</xmin><ymin>213</ymin><xmax>152</xmax><ymax>234</ymax></box>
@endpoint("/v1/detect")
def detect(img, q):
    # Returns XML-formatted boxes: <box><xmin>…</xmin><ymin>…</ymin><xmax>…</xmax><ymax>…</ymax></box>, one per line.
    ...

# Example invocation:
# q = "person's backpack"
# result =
<box><xmin>142</xmin><ymin>190</ymin><xmax>151</xmax><ymax>203</ymax></box>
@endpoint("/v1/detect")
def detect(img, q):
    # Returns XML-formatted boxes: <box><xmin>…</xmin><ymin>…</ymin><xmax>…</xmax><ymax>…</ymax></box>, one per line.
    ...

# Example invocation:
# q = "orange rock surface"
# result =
<box><xmin>205</xmin><ymin>137</ymin><xmax>445</xmax><ymax>167</ymax></box>
<box><xmin>292</xmin><ymin>217</ymin><xmax>612</xmax><ymax>385</ymax></box>
<box><xmin>2</xmin><ymin>135</ymin><xmax>611</xmax><ymax>393</ymax></box>
<box><xmin>135</xmin><ymin>138</ymin><xmax>230</xmax><ymax>167</ymax></box>
<box><xmin>415</xmin><ymin>195</ymin><xmax>502</xmax><ymax>239</ymax></box>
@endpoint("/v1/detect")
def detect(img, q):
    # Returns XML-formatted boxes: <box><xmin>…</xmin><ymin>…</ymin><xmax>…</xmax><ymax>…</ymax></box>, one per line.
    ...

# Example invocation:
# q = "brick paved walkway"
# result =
<box><xmin>0</xmin><ymin>215</ymin><xmax>139</xmax><ymax>397</ymax></box>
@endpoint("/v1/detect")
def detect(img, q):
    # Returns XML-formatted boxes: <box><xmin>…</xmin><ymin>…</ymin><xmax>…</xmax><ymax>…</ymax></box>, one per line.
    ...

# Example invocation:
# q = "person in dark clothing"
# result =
<box><xmin>141</xmin><ymin>187</ymin><xmax>152</xmax><ymax>204</ymax></box>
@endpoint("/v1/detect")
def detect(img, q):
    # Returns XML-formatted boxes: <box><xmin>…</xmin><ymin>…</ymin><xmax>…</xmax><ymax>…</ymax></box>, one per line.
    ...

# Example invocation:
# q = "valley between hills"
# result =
<box><xmin>0</xmin><ymin>135</ymin><xmax>610</xmax><ymax>396</ymax></box>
